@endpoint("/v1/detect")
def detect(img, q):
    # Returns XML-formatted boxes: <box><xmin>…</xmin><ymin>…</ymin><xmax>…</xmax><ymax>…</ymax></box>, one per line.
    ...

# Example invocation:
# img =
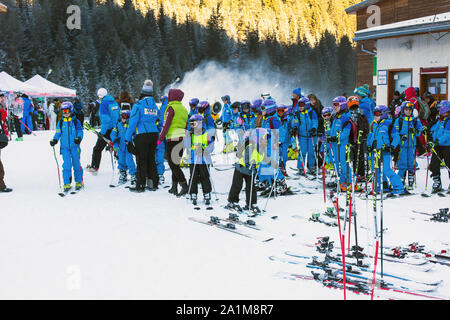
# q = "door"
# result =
<box><xmin>388</xmin><ymin>69</ymin><xmax>412</xmax><ymax>105</ymax></box>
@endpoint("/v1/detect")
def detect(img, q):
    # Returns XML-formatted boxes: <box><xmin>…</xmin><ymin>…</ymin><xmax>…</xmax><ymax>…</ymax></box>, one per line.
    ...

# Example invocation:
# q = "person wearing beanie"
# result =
<box><xmin>125</xmin><ymin>80</ymin><xmax>160</xmax><ymax>192</ymax></box>
<box><xmin>158</xmin><ymin>88</ymin><xmax>189</xmax><ymax>197</ymax></box>
<box><xmin>87</xmin><ymin>88</ymin><xmax>120</xmax><ymax>173</ymax></box>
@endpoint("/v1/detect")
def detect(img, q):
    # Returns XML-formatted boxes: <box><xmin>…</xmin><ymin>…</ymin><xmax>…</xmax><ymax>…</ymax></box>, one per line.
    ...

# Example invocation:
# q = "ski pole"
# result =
<box><xmin>380</xmin><ymin>147</ymin><xmax>385</xmax><ymax>280</ymax></box>
<box><xmin>187</xmin><ymin>162</ymin><xmax>197</xmax><ymax>200</ymax></box>
<box><xmin>52</xmin><ymin>146</ymin><xmax>63</xmax><ymax>192</ymax></box>
<box><xmin>19</xmin><ymin>119</ymin><xmax>36</xmax><ymax>136</ymax></box>
<box><xmin>370</xmin><ymin>149</ymin><xmax>380</xmax><ymax>300</ymax></box>
<box><xmin>206</xmin><ymin>164</ymin><xmax>219</xmax><ymax>202</ymax></box>
<box><xmin>424</xmin><ymin>132</ymin><xmax>430</xmax><ymax>191</ymax></box>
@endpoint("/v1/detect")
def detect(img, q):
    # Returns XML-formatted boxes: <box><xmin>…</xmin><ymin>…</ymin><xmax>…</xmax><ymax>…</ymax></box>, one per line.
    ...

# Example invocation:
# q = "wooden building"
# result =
<box><xmin>346</xmin><ymin>0</ymin><xmax>450</xmax><ymax>105</ymax></box>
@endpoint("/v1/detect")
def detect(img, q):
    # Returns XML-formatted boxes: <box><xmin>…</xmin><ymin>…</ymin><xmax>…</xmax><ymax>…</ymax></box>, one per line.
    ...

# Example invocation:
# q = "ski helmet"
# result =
<box><xmin>298</xmin><ymin>97</ymin><xmax>311</xmax><ymax>108</ymax></box>
<box><xmin>221</xmin><ymin>95</ymin><xmax>230</xmax><ymax>103</ymax></box>
<box><xmin>251</xmin><ymin>99</ymin><xmax>263</xmax><ymax>113</ymax></box>
<box><xmin>189</xmin><ymin>114</ymin><xmax>204</xmax><ymax>129</ymax></box>
<box><xmin>263</xmin><ymin>99</ymin><xmax>277</xmax><ymax>115</ymax></box>
<box><xmin>374</xmin><ymin>105</ymin><xmax>389</xmax><ymax>120</ymax></box>
<box><xmin>189</xmin><ymin>98</ymin><xmax>199</xmax><ymax>107</ymax></box>
<box><xmin>231</xmin><ymin>101</ymin><xmax>241</xmax><ymax>110</ymax></box>
<box><xmin>333</xmin><ymin>96</ymin><xmax>347</xmax><ymax>111</ymax></box>
<box><xmin>347</xmin><ymin>96</ymin><xmax>359</xmax><ymax>109</ymax></box>
<box><xmin>401</xmin><ymin>101</ymin><xmax>414</xmax><ymax>113</ymax></box>
<box><xmin>277</xmin><ymin>104</ymin><xmax>288</xmax><ymax>114</ymax></box>
<box><xmin>97</xmin><ymin>88</ymin><xmax>108</xmax><ymax>99</ymax></box>
<box><xmin>439</xmin><ymin>101</ymin><xmax>450</xmax><ymax>115</ymax></box>
<box><xmin>121</xmin><ymin>109</ymin><xmax>131</xmax><ymax>120</ymax></box>
<box><xmin>240</xmin><ymin>100</ymin><xmax>251</xmax><ymax>112</ymax></box>
<box><xmin>321</xmin><ymin>106</ymin><xmax>333</xmax><ymax>118</ymax></box>
<box><xmin>60</xmin><ymin>101</ymin><xmax>73</xmax><ymax>115</ymax></box>
<box><xmin>197</xmin><ymin>101</ymin><xmax>210</xmax><ymax>114</ymax></box>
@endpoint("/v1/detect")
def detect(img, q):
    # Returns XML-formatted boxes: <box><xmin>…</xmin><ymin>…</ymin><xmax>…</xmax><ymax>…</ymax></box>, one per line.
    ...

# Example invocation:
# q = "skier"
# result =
<box><xmin>157</xmin><ymin>88</ymin><xmax>189</xmax><ymax>196</ymax></box>
<box><xmin>354</xmin><ymin>86</ymin><xmax>375</xmax><ymax>126</ymax></box>
<box><xmin>125</xmin><ymin>80</ymin><xmax>160</xmax><ymax>192</ymax></box>
<box><xmin>251</xmin><ymin>99</ymin><xmax>263</xmax><ymax>128</ymax></box>
<box><xmin>367</xmin><ymin>105</ymin><xmax>405</xmax><ymax>195</ymax></box>
<box><xmin>49</xmin><ymin>102</ymin><xmax>84</xmax><ymax>193</ymax></box>
<box><xmin>291</xmin><ymin>97</ymin><xmax>319</xmax><ymax>176</ymax></box>
<box><xmin>0</xmin><ymin>115</ymin><xmax>12</xmax><ymax>193</ymax></box>
<box><xmin>188</xmin><ymin>98</ymin><xmax>199</xmax><ymax>117</ymax></box>
<box><xmin>326</xmin><ymin>96</ymin><xmax>352</xmax><ymax>191</ymax></box>
<box><xmin>347</xmin><ymin>96</ymin><xmax>370</xmax><ymax>182</ymax></box>
<box><xmin>392</xmin><ymin>101</ymin><xmax>423</xmax><ymax>189</ymax></box>
<box><xmin>291</xmin><ymin>87</ymin><xmax>303</xmax><ymax>114</ymax></box>
<box><xmin>20</xmin><ymin>94</ymin><xmax>34</xmax><ymax>134</ymax></box>
<box><xmin>428</xmin><ymin>101</ymin><xmax>450</xmax><ymax>193</ymax></box>
<box><xmin>156</xmin><ymin>95</ymin><xmax>169</xmax><ymax>185</ymax></box>
<box><xmin>11</xmin><ymin>95</ymin><xmax>24</xmax><ymax>141</ymax></box>
<box><xmin>184</xmin><ymin>114</ymin><xmax>214</xmax><ymax>206</ymax></box>
<box><xmin>196</xmin><ymin>100</ymin><xmax>216</xmax><ymax>138</ymax></box>
<box><xmin>219</xmin><ymin>95</ymin><xmax>233</xmax><ymax>153</ymax></box>
<box><xmin>225</xmin><ymin>129</ymin><xmax>266</xmax><ymax>214</ymax></box>
<box><xmin>277</xmin><ymin>104</ymin><xmax>290</xmax><ymax>175</ymax></box>
<box><xmin>111</xmin><ymin>109</ymin><xmax>136</xmax><ymax>186</ymax></box>
<box><xmin>235</xmin><ymin>100</ymin><xmax>256</xmax><ymax>144</ymax></box>
<box><xmin>86</xmin><ymin>88</ymin><xmax>120</xmax><ymax>173</ymax></box>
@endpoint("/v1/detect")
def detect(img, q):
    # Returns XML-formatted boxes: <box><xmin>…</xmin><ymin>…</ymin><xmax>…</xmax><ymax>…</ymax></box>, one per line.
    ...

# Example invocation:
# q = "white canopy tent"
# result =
<box><xmin>0</xmin><ymin>71</ymin><xmax>43</xmax><ymax>95</ymax></box>
<box><xmin>24</xmin><ymin>74</ymin><xmax>76</xmax><ymax>97</ymax></box>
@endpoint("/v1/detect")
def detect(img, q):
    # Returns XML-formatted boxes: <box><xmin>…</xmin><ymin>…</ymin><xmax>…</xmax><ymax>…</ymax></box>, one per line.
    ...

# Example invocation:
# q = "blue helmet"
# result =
<box><xmin>221</xmin><ymin>95</ymin><xmax>230</xmax><ymax>103</ymax></box>
<box><xmin>374</xmin><ymin>105</ymin><xmax>389</xmax><ymax>120</ymax></box>
<box><xmin>321</xmin><ymin>106</ymin><xmax>333</xmax><ymax>117</ymax></box>
<box><xmin>189</xmin><ymin>98</ymin><xmax>199</xmax><ymax>107</ymax></box>
<box><xmin>439</xmin><ymin>101</ymin><xmax>450</xmax><ymax>115</ymax></box>
<box><xmin>298</xmin><ymin>97</ymin><xmax>311</xmax><ymax>108</ymax></box>
<box><xmin>251</xmin><ymin>99</ymin><xmax>263</xmax><ymax>113</ymax></box>
<box><xmin>400</xmin><ymin>101</ymin><xmax>414</xmax><ymax>113</ymax></box>
<box><xmin>60</xmin><ymin>101</ymin><xmax>73</xmax><ymax>114</ymax></box>
<box><xmin>333</xmin><ymin>96</ymin><xmax>347</xmax><ymax>111</ymax></box>
<box><xmin>197</xmin><ymin>101</ymin><xmax>210</xmax><ymax>114</ymax></box>
<box><xmin>189</xmin><ymin>114</ymin><xmax>204</xmax><ymax>130</ymax></box>
<box><xmin>262</xmin><ymin>99</ymin><xmax>277</xmax><ymax>115</ymax></box>
<box><xmin>240</xmin><ymin>100</ymin><xmax>251</xmax><ymax>112</ymax></box>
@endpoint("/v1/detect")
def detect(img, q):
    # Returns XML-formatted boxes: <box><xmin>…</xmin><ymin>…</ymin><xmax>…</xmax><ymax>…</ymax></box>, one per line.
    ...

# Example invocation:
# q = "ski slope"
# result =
<box><xmin>0</xmin><ymin>130</ymin><xmax>449</xmax><ymax>300</ymax></box>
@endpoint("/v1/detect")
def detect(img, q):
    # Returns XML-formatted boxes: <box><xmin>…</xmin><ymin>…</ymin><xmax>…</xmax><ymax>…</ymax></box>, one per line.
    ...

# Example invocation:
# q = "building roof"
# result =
<box><xmin>345</xmin><ymin>0</ymin><xmax>381</xmax><ymax>15</ymax></box>
<box><xmin>353</xmin><ymin>11</ymin><xmax>450</xmax><ymax>41</ymax></box>
<box><xmin>0</xmin><ymin>2</ymin><xmax>7</xmax><ymax>13</ymax></box>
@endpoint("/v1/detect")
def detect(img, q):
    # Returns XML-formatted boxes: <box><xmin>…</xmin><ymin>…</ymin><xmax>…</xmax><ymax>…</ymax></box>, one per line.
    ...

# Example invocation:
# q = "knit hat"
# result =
<box><xmin>141</xmin><ymin>80</ymin><xmax>153</xmax><ymax>96</ymax></box>
<box><xmin>168</xmin><ymin>88</ymin><xmax>184</xmax><ymax>102</ymax></box>
<box><xmin>292</xmin><ymin>88</ymin><xmax>302</xmax><ymax>97</ymax></box>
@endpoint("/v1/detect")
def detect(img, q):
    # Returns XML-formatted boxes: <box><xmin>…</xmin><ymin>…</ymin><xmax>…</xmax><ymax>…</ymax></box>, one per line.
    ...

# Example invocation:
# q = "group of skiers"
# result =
<box><xmin>0</xmin><ymin>82</ymin><xmax>449</xmax><ymax>211</ymax></box>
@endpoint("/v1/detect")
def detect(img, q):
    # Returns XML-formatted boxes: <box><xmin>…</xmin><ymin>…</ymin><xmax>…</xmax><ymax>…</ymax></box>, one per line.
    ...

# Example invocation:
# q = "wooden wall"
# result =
<box><xmin>353</xmin><ymin>0</ymin><xmax>450</xmax><ymax>95</ymax></box>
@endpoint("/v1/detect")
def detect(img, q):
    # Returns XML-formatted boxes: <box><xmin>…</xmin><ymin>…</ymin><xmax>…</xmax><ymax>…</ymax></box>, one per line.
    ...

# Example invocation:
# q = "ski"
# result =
<box><xmin>222</xmin><ymin>212</ymin><xmax>261</xmax><ymax>231</ymax></box>
<box><xmin>188</xmin><ymin>216</ymin><xmax>252</xmax><ymax>239</ymax></box>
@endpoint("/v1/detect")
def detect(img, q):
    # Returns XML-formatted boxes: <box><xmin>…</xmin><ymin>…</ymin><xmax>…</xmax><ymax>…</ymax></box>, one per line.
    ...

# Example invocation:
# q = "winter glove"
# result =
<box><xmin>327</xmin><ymin>136</ymin><xmax>338</xmax><ymax>143</ymax></box>
<box><xmin>309</xmin><ymin>128</ymin><xmax>317</xmax><ymax>136</ymax></box>
<box><xmin>74</xmin><ymin>137</ymin><xmax>81</xmax><ymax>145</ymax></box>
<box><xmin>49</xmin><ymin>139</ymin><xmax>57</xmax><ymax>147</ymax></box>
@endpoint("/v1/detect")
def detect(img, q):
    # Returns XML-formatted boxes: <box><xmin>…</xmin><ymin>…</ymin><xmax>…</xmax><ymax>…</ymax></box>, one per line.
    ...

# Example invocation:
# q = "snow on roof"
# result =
<box><xmin>354</xmin><ymin>11</ymin><xmax>450</xmax><ymax>41</ymax></box>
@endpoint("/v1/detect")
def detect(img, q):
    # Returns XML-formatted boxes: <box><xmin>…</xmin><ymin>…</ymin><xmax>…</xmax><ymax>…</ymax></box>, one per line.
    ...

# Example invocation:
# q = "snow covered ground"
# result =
<box><xmin>0</xmin><ymin>130</ymin><xmax>449</xmax><ymax>300</ymax></box>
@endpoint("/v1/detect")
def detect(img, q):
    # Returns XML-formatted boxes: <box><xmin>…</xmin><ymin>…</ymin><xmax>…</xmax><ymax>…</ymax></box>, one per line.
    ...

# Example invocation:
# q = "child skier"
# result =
<box><xmin>367</xmin><ymin>105</ymin><xmax>405</xmax><ymax>195</ymax></box>
<box><xmin>49</xmin><ymin>102</ymin><xmax>84</xmax><ymax>192</ymax></box>
<box><xmin>184</xmin><ymin>114</ymin><xmax>214</xmax><ymax>206</ymax></box>
<box><xmin>428</xmin><ymin>101</ymin><xmax>450</xmax><ymax>193</ymax></box>
<box><xmin>111</xmin><ymin>109</ymin><xmax>137</xmax><ymax>186</ymax></box>
<box><xmin>225</xmin><ymin>129</ymin><xmax>266</xmax><ymax>214</ymax></box>
<box><xmin>392</xmin><ymin>101</ymin><xmax>423</xmax><ymax>189</ymax></box>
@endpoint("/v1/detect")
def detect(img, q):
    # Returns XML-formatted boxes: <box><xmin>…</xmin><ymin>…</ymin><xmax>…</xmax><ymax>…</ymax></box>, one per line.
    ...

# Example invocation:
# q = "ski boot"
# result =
<box><xmin>63</xmin><ymin>184</ymin><xmax>72</xmax><ymax>193</ymax></box>
<box><xmin>204</xmin><ymin>193</ymin><xmax>211</xmax><ymax>206</ymax></box>
<box><xmin>407</xmin><ymin>171</ymin><xmax>415</xmax><ymax>190</ymax></box>
<box><xmin>168</xmin><ymin>180</ymin><xmax>178</xmax><ymax>195</ymax></box>
<box><xmin>224</xmin><ymin>202</ymin><xmax>242</xmax><ymax>212</ymax></box>
<box><xmin>146</xmin><ymin>178</ymin><xmax>158</xmax><ymax>191</ymax></box>
<box><xmin>75</xmin><ymin>182</ymin><xmax>83</xmax><ymax>191</ymax></box>
<box><xmin>177</xmin><ymin>181</ymin><xmax>189</xmax><ymax>197</ymax></box>
<box><xmin>118</xmin><ymin>170</ymin><xmax>127</xmax><ymax>185</ymax></box>
<box><xmin>130</xmin><ymin>174</ymin><xmax>136</xmax><ymax>186</ymax></box>
<box><xmin>275</xmin><ymin>179</ymin><xmax>288</xmax><ymax>195</ymax></box>
<box><xmin>158</xmin><ymin>175</ymin><xmax>165</xmax><ymax>185</ymax></box>
<box><xmin>190</xmin><ymin>193</ymin><xmax>198</xmax><ymax>206</ymax></box>
<box><xmin>432</xmin><ymin>176</ymin><xmax>442</xmax><ymax>194</ymax></box>
<box><xmin>86</xmin><ymin>164</ymin><xmax>98</xmax><ymax>174</ymax></box>
<box><xmin>250</xmin><ymin>205</ymin><xmax>261</xmax><ymax>215</ymax></box>
<box><xmin>129</xmin><ymin>184</ymin><xmax>146</xmax><ymax>193</ymax></box>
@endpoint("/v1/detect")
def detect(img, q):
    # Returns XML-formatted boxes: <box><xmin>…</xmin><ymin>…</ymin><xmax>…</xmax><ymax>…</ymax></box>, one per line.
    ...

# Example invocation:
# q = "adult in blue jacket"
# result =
<box><xmin>21</xmin><ymin>94</ymin><xmax>34</xmax><ymax>134</ymax></box>
<box><xmin>428</xmin><ymin>101</ymin><xmax>450</xmax><ymax>193</ymax></box>
<box><xmin>367</xmin><ymin>105</ymin><xmax>405</xmax><ymax>194</ymax></box>
<box><xmin>125</xmin><ymin>80</ymin><xmax>160</xmax><ymax>192</ymax></box>
<box><xmin>87</xmin><ymin>88</ymin><xmax>120</xmax><ymax>172</ymax></box>
<box><xmin>49</xmin><ymin>102</ymin><xmax>84</xmax><ymax>192</ymax></box>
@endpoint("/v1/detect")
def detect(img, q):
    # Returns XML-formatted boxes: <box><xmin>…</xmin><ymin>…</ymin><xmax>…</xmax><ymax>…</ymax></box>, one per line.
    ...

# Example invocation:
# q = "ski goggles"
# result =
<box><xmin>373</xmin><ymin>110</ymin><xmax>382</xmax><ymax>116</ymax></box>
<box><xmin>189</xmin><ymin>121</ymin><xmax>202</xmax><ymax>129</ymax></box>
<box><xmin>61</xmin><ymin>108</ymin><xmax>71</xmax><ymax>114</ymax></box>
<box><xmin>298</xmin><ymin>102</ymin><xmax>306</xmax><ymax>108</ymax></box>
<box><xmin>121</xmin><ymin>113</ymin><xmax>130</xmax><ymax>120</ymax></box>
<box><xmin>332</xmin><ymin>102</ymin><xmax>341</xmax><ymax>107</ymax></box>
<box><xmin>322</xmin><ymin>112</ymin><xmax>332</xmax><ymax>118</ymax></box>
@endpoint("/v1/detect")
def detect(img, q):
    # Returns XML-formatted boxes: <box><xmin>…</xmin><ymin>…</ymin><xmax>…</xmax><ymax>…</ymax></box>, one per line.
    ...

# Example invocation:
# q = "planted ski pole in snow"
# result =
<box><xmin>52</xmin><ymin>146</ymin><xmax>62</xmax><ymax>193</ymax></box>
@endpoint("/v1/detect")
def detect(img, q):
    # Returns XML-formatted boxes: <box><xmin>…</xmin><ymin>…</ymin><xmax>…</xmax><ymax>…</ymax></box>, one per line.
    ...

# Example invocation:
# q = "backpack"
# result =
<box><xmin>388</xmin><ymin>117</ymin><xmax>418</xmax><ymax>143</ymax></box>
<box><xmin>343</xmin><ymin>118</ymin><xmax>358</xmax><ymax>145</ymax></box>
<box><xmin>411</xmin><ymin>97</ymin><xmax>430</xmax><ymax>120</ymax></box>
